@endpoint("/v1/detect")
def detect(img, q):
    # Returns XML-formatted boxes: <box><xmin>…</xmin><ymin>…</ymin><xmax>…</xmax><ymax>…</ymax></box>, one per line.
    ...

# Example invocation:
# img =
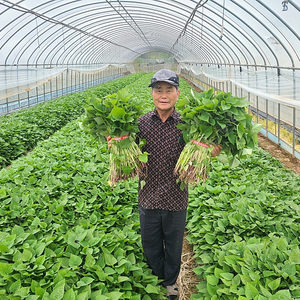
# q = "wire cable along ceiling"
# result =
<box><xmin>0</xmin><ymin>0</ymin><xmax>299</xmax><ymax>69</ymax></box>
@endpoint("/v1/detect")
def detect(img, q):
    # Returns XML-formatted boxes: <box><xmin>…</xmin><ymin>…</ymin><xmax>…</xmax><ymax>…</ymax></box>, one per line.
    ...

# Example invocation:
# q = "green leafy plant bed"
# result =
<box><xmin>0</xmin><ymin>118</ymin><xmax>166</xmax><ymax>299</ymax></box>
<box><xmin>0</xmin><ymin>73</ymin><xmax>143</xmax><ymax>169</ymax></box>
<box><xmin>0</xmin><ymin>73</ymin><xmax>195</xmax><ymax>299</ymax></box>
<box><xmin>1</xmin><ymin>73</ymin><xmax>299</xmax><ymax>299</ymax></box>
<box><xmin>187</xmin><ymin>149</ymin><xmax>300</xmax><ymax>299</ymax></box>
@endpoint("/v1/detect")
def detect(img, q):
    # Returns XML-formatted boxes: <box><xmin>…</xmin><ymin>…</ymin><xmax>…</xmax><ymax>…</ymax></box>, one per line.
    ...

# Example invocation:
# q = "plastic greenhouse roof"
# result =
<box><xmin>0</xmin><ymin>0</ymin><xmax>299</xmax><ymax>69</ymax></box>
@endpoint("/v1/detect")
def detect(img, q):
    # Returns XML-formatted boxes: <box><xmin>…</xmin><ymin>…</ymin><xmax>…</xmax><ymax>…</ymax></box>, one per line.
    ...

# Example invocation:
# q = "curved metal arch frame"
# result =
<box><xmin>255</xmin><ymin>0</ymin><xmax>299</xmax><ymax>64</ymax></box>
<box><xmin>127</xmin><ymin>13</ymin><xmax>232</xmax><ymax>65</ymax></box>
<box><xmin>58</xmin><ymin>7</ymin><xmax>237</xmax><ymax>65</ymax></box>
<box><xmin>231</xmin><ymin>0</ymin><xmax>293</xmax><ymax>68</ymax></box>
<box><xmin>3</xmin><ymin>2</ymin><xmax>141</xmax><ymax>65</ymax></box>
<box><xmin>0</xmin><ymin>0</ymin><xmax>236</xmax><ymax>65</ymax></box>
<box><xmin>40</xmin><ymin>19</ymin><xmax>146</xmax><ymax>65</ymax></box>
<box><xmin>194</xmin><ymin>4</ymin><xmax>265</xmax><ymax>66</ymax></box>
<box><xmin>21</xmin><ymin>6</ymin><xmax>189</xmax><ymax>65</ymax></box>
<box><xmin>9</xmin><ymin>3</ymin><xmax>184</xmax><ymax>65</ymax></box>
<box><xmin>175</xmin><ymin>13</ymin><xmax>244</xmax><ymax>65</ymax></box>
<box><xmin>56</xmin><ymin>15</ymin><xmax>183</xmax><ymax>65</ymax></box>
<box><xmin>0</xmin><ymin>0</ymin><xmax>299</xmax><ymax>69</ymax></box>
<box><xmin>206</xmin><ymin>0</ymin><xmax>276</xmax><ymax>68</ymax></box>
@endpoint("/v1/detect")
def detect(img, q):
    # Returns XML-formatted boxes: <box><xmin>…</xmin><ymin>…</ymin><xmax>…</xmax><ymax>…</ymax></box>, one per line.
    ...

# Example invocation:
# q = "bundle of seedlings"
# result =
<box><xmin>81</xmin><ymin>88</ymin><xmax>148</xmax><ymax>186</ymax></box>
<box><xmin>175</xmin><ymin>88</ymin><xmax>262</xmax><ymax>187</ymax></box>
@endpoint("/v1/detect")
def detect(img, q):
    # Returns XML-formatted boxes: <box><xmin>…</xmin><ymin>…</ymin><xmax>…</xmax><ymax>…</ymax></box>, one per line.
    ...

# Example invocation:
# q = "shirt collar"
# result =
<box><xmin>151</xmin><ymin>107</ymin><xmax>181</xmax><ymax>121</ymax></box>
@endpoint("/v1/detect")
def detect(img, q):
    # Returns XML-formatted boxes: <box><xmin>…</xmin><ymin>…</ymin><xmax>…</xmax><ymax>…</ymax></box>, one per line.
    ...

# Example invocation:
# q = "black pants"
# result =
<box><xmin>139</xmin><ymin>206</ymin><xmax>187</xmax><ymax>286</ymax></box>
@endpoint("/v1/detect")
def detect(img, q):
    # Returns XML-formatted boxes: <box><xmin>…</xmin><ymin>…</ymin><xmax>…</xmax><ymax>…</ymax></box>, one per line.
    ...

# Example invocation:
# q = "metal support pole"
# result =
<box><xmin>266</xmin><ymin>99</ymin><xmax>269</xmax><ymax>138</ymax></box>
<box><xmin>278</xmin><ymin>103</ymin><xmax>281</xmax><ymax>145</ymax></box>
<box><xmin>256</xmin><ymin>96</ymin><xmax>259</xmax><ymax>124</ymax></box>
<box><xmin>293</xmin><ymin>107</ymin><xmax>296</xmax><ymax>155</ymax></box>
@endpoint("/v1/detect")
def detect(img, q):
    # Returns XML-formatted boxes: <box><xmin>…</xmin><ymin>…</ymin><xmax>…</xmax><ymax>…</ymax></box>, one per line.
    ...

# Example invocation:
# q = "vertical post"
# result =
<box><xmin>43</xmin><ymin>83</ymin><xmax>46</xmax><ymax>103</ymax></box>
<box><xmin>36</xmin><ymin>86</ymin><xmax>39</xmax><ymax>105</ymax></box>
<box><xmin>50</xmin><ymin>80</ymin><xmax>53</xmax><ymax>100</ymax></box>
<box><xmin>79</xmin><ymin>73</ymin><xmax>81</xmax><ymax>92</ymax></box>
<box><xmin>278</xmin><ymin>103</ymin><xmax>281</xmax><ymax>145</ymax></box>
<box><xmin>6</xmin><ymin>97</ymin><xmax>9</xmax><ymax>114</ymax></box>
<box><xmin>56</xmin><ymin>76</ymin><xmax>58</xmax><ymax>98</ymax></box>
<box><xmin>66</xmin><ymin>69</ymin><xmax>68</xmax><ymax>95</ymax></box>
<box><xmin>293</xmin><ymin>107</ymin><xmax>296</xmax><ymax>156</ymax></box>
<box><xmin>27</xmin><ymin>90</ymin><xmax>30</xmax><ymax>108</ymax></box>
<box><xmin>266</xmin><ymin>99</ymin><xmax>269</xmax><ymax>138</ymax></box>
<box><xmin>18</xmin><ymin>92</ymin><xmax>20</xmax><ymax>111</ymax></box>
<box><xmin>61</xmin><ymin>72</ymin><xmax>63</xmax><ymax>96</ymax></box>
<box><xmin>256</xmin><ymin>96</ymin><xmax>259</xmax><ymax>124</ymax></box>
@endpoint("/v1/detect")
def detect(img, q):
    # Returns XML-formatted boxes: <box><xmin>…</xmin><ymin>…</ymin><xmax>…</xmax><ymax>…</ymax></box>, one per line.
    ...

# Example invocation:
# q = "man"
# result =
<box><xmin>137</xmin><ymin>69</ymin><xmax>221</xmax><ymax>299</ymax></box>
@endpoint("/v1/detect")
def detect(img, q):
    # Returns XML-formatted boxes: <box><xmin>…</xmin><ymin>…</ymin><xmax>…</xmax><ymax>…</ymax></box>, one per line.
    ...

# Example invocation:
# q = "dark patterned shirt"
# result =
<box><xmin>137</xmin><ymin>108</ymin><xmax>188</xmax><ymax>211</ymax></box>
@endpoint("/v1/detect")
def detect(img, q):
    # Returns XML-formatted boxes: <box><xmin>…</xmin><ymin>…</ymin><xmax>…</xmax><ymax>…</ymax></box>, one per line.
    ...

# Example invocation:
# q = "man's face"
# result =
<box><xmin>151</xmin><ymin>82</ymin><xmax>180</xmax><ymax>113</ymax></box>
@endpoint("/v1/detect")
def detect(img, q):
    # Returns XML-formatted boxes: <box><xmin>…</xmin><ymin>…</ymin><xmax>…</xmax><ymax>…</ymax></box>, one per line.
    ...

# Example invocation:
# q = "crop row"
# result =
<box><xmin>1</xmin><ymin>73</ymin><xmax>300</xmax><ymax>299</ymax></box>
<box><xmin>0</xmin><ymin>74</ymin><xmax>171</xmax><ymax>299</ymax></box>
<box><xmin>0</xmin><ymin>73</ymin><xmax>144</xmax><ymax>168</ymax></box>
<box><xmin>0</xmin><ymin>72</ymin><xmax>196</xmax><ymax>299</ymax></box>
<box><xmin>187</xmin><ymin>149</ymin><xmax>300</xmax><ymax>299</ymax></box>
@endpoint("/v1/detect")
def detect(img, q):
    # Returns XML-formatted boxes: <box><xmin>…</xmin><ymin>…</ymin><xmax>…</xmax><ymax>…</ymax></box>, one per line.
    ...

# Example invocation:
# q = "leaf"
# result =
<box><xmin>69</xmin><ymin>254</ymin><xmax>82</xmax><ymax>268</ymax></box>
<box><xmin>14</xmin><ymin>287</ymin><xmax>30</xmax><ymax>298</ymax></box>
<box><xmin>110</xmin><ymin>106</ymin><xmax>126</xmax><ymax>121</ymax></box>
<box><xmin>140</xmin><ymin>180</ymin><xmax>146</xmax><ymax>189</ymax></box>
<box><xmin>268</xmin><ymin>278</ymin><xmax>281</xmax><ymax>291</ymax></box>
<box><xmin>0</xmin><ymin>262</ymin><xmax>13</xmax><ymax>276</ymax></box>
<box><xmin>220</xmin><ymin>272</ymin><xmax>234</xmax><ymax>281</ymax></box>
<box><xmin>206</xmin><ymin>283</ymin><xmax>218</xmax><ymax>296</ymax></box>
<box><xmin>245</xmin><ymin>282</ymin><xmax>259</xmax><ymax>299</ymax></box>
<box><xmin>138</xmin><ymin>153</ymin><xmax>148</xmax><ymax>163</ymax></box>
<box><xmin>104</xmin><ymin>252</ymin><xmax>118</xmax><ymax>266</ymax></box>
<box><xmin>85</xmin><ymin>253</ymin><xmax>96</xmax><ymax>268</ymax></box>
<box><xmin>269</xmin><ymin>290</ymin><xmax>292</xmax><ymax>300</ymax></box>
<box><xmin>204</xmin><ymin>233</ymin><xmax>216</xmax><ymax>244</ymax></box>
<box><xmin>77</xmin><ymin>277</ymin><xmax>94</xmax><ymax>287</ymax></box>
<box><xmin>118</xmin><ymin>275</ymin><xmax>130</xmax><ymax>282</ymax></box>
<box><xmin>63</xmin><ymin>289</ymin><xmax>76</xmax><ymax>300</ymax></box>
<box><xmin>50</xmin><ymin>279</ymin><xmax>65</xmax><ymax>300</ymax></box>
<box><xmin>145</xmin><ymin>284</ymin><xmax>159</xmax><ymax>294</ymax></box>
<box><xmin>35</xmin><ymin>255</ymin><xmax>45</xmax><ymax>266</ymax></box>
<box><xmin>229</xmin><ymin>156</ymin><xmax>240</xmax><ymax>168</ymax></box>
<box><xmin>21</xmin><ymin>249</ymin><xmax>33</xmax><ymax>261</ymax></box>
<box><xmin>242</xmin><ymin>148</ymin><xmax>253</xmax><ymax>156</ymax></box>
<box><xmin>289</xmin><ymin>248</ymin><xmax>300</xmax><ymax>264</ymax></box>
<box><xmin>0</xmin><ymin>189</ymin><xmax>7</xmax><ymax>199</ymax></box>
<box><xmin>282</xmin><ymin>264</ymin><xmax>296</xmax><ymax>276</ymax></box>
<box><xmin>198</xmin><ymin>112</ymin><xmax>210</xmax><ymax>122</ymax></box>
<box><xmin>10</xmin><ymin>280</ymin><xmax>21</xmax><ymax>293</ymax></box>
<box><xmin>177</xmin><ymin>97</ymin><xmax>189</xmax><ymax>108</ymax></box>
<box><xmin>104</xmin><ymin>291</ymin><xmax>123</xmax><ymax>299</ymax></box>
<box><xmin>206</xmin><ymin>275</ymin><xmax>219</xmax><ymax>285</ymax></box>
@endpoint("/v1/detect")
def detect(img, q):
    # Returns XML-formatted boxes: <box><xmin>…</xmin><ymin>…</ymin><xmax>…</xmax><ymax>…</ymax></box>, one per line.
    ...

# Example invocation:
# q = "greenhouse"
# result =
<box><xmin>0</xmin><ymin>0</ymin><xmax>300</xmax><ymax>299</ymax></box>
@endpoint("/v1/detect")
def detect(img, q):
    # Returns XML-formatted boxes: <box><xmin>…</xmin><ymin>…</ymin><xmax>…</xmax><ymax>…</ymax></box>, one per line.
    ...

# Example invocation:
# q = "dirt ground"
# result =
<box><xmin>178</xmin><ymin>77</ymin><xmax>300</xmax><ymax>300</ymax></box>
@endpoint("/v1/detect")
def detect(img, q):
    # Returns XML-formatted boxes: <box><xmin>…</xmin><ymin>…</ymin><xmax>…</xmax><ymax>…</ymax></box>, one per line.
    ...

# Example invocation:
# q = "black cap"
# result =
<box><xmin>149</xmin><ymin>69</ymin><xmax>179</xmax><ymax>87</ymax></box>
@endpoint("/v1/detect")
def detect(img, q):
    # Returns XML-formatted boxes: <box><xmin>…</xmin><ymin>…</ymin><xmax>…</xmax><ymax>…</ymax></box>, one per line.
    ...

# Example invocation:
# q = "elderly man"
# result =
<box><xmin>137</xmin><ymin>69</ymin><xmax>221</xmax><ymax>299</ymax></box>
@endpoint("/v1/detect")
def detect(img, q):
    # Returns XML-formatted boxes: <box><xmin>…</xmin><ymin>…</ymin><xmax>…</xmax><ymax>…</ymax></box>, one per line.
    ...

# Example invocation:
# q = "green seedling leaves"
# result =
<box><xmin>69</xmin><ymin>254</ymin><xmax>82</xmax><ymax>268</ymax></box>
<box><xmin>82</xmin><ymin>87</ymin><xmax>148</xmax><ymax>186</ymax></box>
<box><xmin>175</xmin><ymin>88</ymin><xmax>262</xmax><ymax>186</ymax></box>
<box><xmin>110</xmin><ymin>106</ymin><xmax>126</xmax><ymax>121</ymax></box>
